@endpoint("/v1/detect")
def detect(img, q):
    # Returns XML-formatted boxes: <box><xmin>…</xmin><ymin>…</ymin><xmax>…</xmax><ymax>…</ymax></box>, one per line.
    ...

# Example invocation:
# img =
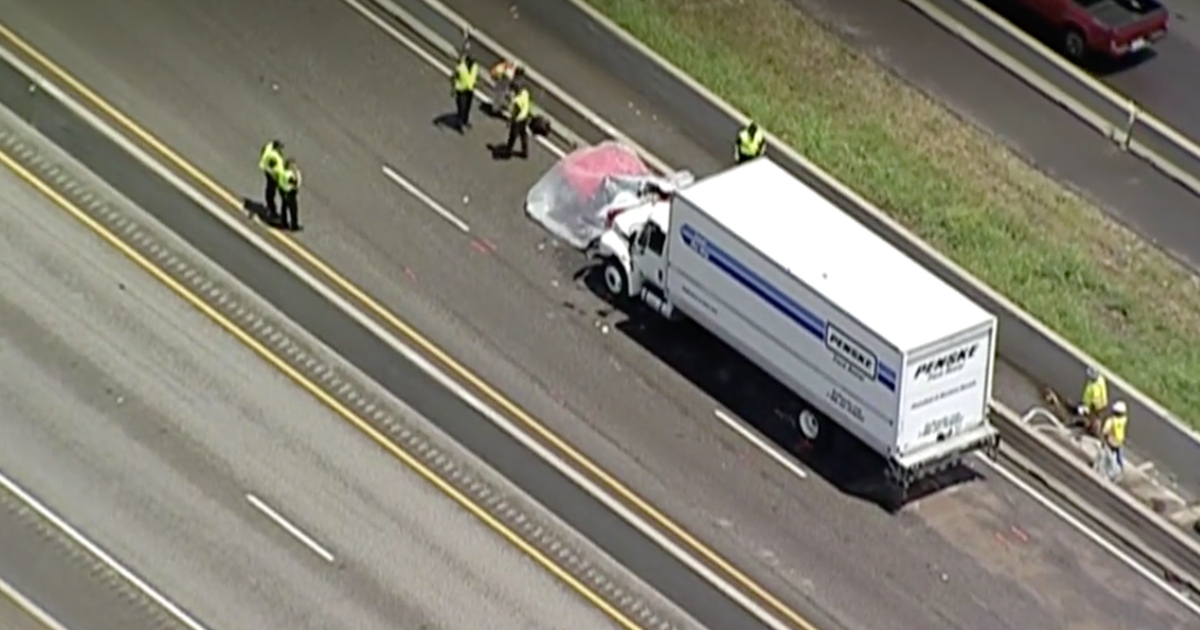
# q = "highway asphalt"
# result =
<box><xmin>0</xmin><ymin>131</ymin><xmax>622</xmax><ymax>630</ymax></box>
<box><xmin>1</xmin><ymin>0</ymin><xmax>1194</xmax><ymax>629</ymax></box>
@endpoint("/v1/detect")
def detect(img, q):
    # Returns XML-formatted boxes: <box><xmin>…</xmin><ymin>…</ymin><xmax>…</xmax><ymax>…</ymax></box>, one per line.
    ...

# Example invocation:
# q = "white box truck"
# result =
<box><xmin>596</xmin><ymin>158</ymin><xmax>1000</xmax><ymax>501</ymax></box>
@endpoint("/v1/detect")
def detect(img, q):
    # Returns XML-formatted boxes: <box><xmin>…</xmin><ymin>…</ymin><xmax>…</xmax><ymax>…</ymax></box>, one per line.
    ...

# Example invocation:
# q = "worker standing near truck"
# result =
<box><xmin>501</xmin><ymin>80</ymin><xmax>532</xmax><ymax>159</ymax></box>
<box><xmin>451</xmin><ymin>53</ymin><xmax>480</xmax><ymax>131</ymax></box>
<box><xmin>276</xmin><ymin>158</ymin><xmax>303</xmax><ymax>232</ymax></box>
<box><xmin>1076</xmin><ymin>366</ymin><xmax>1108</xmax><ymax>436</ymax></box>
<box><xmin>734</xmin><ymin>122</ymin><xmax>765</xmax><ymax>164</ymax></box>
<box><xmin>1095</xmin><ymin>400</ymin><xmax>1129</xmax><ymax>480</ymax></box>
<box><xmin>258</xmin><ymin>139</ymin><xmax>285</xmax><ymax>218</ymax></box>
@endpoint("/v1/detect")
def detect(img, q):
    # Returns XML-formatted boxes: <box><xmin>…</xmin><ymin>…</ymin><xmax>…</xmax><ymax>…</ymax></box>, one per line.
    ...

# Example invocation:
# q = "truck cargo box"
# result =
<box><xmin>661</xmin><ymin>159</ymin><xmax>998</xmax><ymax>473</ymax></box>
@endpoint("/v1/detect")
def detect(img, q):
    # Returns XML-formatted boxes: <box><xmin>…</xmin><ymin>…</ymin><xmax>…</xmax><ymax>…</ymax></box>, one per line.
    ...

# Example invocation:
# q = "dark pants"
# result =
<box><xmin>454</xmin><ymin>90</ymin><xmax>474</xmax><ymax>128</ymax></box>
<box><xmin>263</xmin><ymin>172</ymin><xmax>279</xmax><ymax>213</ymax></box>
<box><xmin>735</xmin><ymin>152</ymin><xmax>759</xmax><ymax>165</ymax></box>
<box><xmin>505</xmin><ymin>118</ymin><xmax>529</xmax><ymax>157</ymax></box>
<box><xmin>280</xmin><ymin>190</ymin><xmax>300</xmax><ymax>230</ymax></box>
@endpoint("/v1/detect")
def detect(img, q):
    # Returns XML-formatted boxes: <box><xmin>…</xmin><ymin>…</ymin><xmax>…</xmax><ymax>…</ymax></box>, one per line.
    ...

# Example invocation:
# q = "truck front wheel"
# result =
<box><xmin>602</xmin><ymin>258</ymin><xmax>629</xmax><ymax>299</ymax></box>
<box><xmin>1063</xmin><ymin>28</ymin><xmax>1088</xmax><ymax>62</ymax></box>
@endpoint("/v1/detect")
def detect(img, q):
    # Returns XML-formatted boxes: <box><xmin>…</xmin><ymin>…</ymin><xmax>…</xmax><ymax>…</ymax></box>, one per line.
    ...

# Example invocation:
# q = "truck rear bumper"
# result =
<box><xmin>889</xmin><ymin>424</ymin><xmax>1001</xmax><ymax>485</ymax></box>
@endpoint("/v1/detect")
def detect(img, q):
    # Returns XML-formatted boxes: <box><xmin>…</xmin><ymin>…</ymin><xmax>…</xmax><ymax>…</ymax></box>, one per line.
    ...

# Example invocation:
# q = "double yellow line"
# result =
<box><xmin>0</xmin><ymin>18</ymin><xmax>823</xmax><ymax>630</ymax></box>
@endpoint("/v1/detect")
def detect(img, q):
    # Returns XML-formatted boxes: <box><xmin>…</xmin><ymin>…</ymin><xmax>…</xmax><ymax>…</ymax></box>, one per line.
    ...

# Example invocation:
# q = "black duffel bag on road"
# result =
<box><xmin>530</xmin><ymin>114</ymin><xmax>552</xmax><ymax>137</ymax></box>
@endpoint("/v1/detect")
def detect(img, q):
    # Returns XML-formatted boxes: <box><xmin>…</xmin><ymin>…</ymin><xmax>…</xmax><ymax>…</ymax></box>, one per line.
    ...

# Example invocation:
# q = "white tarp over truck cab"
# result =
<box><xmin>661</xmin><ymin>159</ymin><xmax>997</xmax><ymax>471</ymax></box>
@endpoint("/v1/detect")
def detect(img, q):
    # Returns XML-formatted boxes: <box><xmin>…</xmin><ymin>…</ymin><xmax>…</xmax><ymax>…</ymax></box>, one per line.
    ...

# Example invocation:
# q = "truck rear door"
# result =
<box><xmin>897</xmin><ymin>328</ymin><xmax>994</xmax><ymax>456</ymax></box>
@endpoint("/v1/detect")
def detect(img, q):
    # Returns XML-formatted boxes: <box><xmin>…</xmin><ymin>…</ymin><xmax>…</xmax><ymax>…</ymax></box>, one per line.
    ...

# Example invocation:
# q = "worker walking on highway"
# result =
<box><xmin>497</xmin><ymin>79</ymin><xmax>532</xmax><ymax>159</ymax></box>
<box><xmin>258</xmin><ymin>139</ymin><xmax>285</xmax><ymax>216</ymax></box>
<box><xmin>452</xmin><ymin>53</ymin><xmax>480</xmax><ymax>131</ymax></box>
<box><xmin>734</xmin><ymin>122</ymin><xmax>765</xmax><ymax>164</ymax></box>
<box><xmin>1094</xmin><ymin>400</ymin><xmax>1129</xmax><ymax>481</ymax></box>
<box><xmin>1076</xmin><ymin>366</ymin><xmax>1108</xmax><ymax>436</ymax></box>
<box><xmin>276</xmin><ymin>158</ymin><xmax>303</xmax><ymax>232</ymax></box>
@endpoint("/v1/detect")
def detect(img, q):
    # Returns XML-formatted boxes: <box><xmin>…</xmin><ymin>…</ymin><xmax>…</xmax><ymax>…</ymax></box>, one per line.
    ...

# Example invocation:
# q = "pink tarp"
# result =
<box><xmin>525</xmin><ymin>141</ymin><xmax>689</xmax><ymax>249</ymax></box>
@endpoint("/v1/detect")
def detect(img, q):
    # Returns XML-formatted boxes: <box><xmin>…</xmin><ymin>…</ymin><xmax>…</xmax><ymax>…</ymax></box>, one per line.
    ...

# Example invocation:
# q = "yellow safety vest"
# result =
<box><xmin>511</xmin><ymin>88</ymin><xmax>532</xmax><ymax>122</ymax></box>
<box><xmin>736</xmin><ymin>127</ymin><xmax>764</xmax><ymax>159</ymax></box>
<box><xmin>1105</xmin><ymin>413</ymin><xmax>1128</xmax><ymax>446</ymax></box>
<box><xmin>259</xmin><ymin>143</ymin><xmax>283</xmax><ymax>174</ymax></box>
<box><xmin>277</xmin><ymin>167</ymin><xmax>301</xmax><ymax>193</ymax></box>
<box><xmin>453</xmin><ymin>60</ymin><xmax>479</xmax><ymax>92</ymax></box>
<box><xmin>1081</xmin><ymin>376</ymin><xmax>1108</xmax><ymax>414</ymax></box>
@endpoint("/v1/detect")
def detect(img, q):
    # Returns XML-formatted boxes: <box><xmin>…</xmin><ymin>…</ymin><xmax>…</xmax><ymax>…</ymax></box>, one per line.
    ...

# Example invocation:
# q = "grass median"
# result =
<box><xmin>582</xmin><ymin>0</ymin><xmax>1200</xmax><ymax>426</ymax></box>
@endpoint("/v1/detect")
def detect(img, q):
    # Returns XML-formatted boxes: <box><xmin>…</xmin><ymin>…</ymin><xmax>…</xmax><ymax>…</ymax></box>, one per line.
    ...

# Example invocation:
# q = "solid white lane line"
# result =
<box><xmin>713</xmin><ymin>409</ymin><xmax>808</xmax><ymax>480</ymax></box>
<box><xmin>0</xmin><ymin>575</ymin><xmax>71</xmax><ymax>630</ymax></box>
<box><xmin>0</xmin><ymin>468</ymin><xmax>210</xmax><ymax>630</ymax></box>
<box><xmin>381</xmin><ymin>164</ymin><xmax>470</xmax><ymax>233</ymax></box>
<box><xmin>245</xmin><ymin>494</ymin><xmax>336</xmax><ymax>563</ymax></box>
<box><xmin>978</xmin><ymin>457</ymin><xmax>1200</xmax><ymax>616</ymax></box>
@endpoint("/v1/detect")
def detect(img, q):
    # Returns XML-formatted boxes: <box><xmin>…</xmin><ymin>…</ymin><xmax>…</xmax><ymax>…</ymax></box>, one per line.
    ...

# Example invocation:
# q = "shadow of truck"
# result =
<box><xmin>574</xmin><ymin>261</ymin><xmax>984</xmax><ymax>512</ymax></box>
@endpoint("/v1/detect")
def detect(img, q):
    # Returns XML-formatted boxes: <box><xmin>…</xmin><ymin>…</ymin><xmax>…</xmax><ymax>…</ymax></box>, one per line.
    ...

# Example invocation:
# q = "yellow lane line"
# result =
<box><xmin>0</xmin><ymin>21</ymin><xmax>820</xmax><ymax>630</ymax></box>
<box><xmin>0</xmin><ymin>146</ymin><xmax>644</xmax><ymax>630</ymax></box>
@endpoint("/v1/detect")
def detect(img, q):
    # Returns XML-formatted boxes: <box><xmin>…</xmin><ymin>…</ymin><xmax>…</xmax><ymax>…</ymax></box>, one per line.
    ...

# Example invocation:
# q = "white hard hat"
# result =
<box><xmin>1111</xmin><ymin>400</ymin><xmax>1127</xmax><ymax>414</ymax></box>
<box><xmin>1086</xmin><ymin>366</ymin><xmax>1099</xmax><ymax>379</ymax></box>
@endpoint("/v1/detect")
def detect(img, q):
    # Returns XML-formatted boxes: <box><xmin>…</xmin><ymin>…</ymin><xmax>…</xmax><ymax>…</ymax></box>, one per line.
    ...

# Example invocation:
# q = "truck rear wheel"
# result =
<box><xmin>797</xmin><ymin>409</ymin><xmax>821</xmax><ymax>442</ymax></box>
<box><xmin>602</xmin><ymin>258</ymin><xmax>629</xmax><ymax>299</ymax></box>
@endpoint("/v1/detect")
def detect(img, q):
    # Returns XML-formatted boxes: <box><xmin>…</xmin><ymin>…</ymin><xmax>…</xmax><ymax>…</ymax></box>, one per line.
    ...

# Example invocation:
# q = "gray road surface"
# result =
<box><xmin>0</xmin><ymin>152</ymin><xmax>614</xmax><ymax>630</ymax></box>
<box><xmin>0</xmin><ymin>0</ymin><xmax>1193</xmax><ymax>629</ymax></box>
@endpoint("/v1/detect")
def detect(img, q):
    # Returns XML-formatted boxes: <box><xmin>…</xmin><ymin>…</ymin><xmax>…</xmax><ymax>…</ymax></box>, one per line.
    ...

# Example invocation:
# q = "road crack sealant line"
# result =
<box><xmin>0</xmin><ymin>481</ymin><xmax>192</xmax><ymax>630</ymax></box>
<box><xmin>0</xmin><ymin>115</ymin><xmax>693</xmax><ymax>630</ymax></box>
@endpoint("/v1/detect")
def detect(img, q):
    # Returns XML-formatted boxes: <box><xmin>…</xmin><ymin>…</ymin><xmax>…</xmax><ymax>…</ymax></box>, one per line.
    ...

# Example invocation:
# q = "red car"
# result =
<box><xmin>1011</xmin><ymin>0</ymin><xmax>1169</xmax><ymax>62</ymax></box>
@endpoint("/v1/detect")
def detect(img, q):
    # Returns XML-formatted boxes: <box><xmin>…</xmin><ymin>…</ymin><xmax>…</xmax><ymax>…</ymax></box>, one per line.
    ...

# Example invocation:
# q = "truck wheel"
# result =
<box><xmin>797</xmin><ymin>409</ymin><xmax>821</xmax><ymax>442</ymax></box>
<box><xmin>1063</xmin><ymin>28</ymin><xmax>1087</xmax><ymax>62</ymax></box>
<box><xmin>602</xmin><ymin>258</ymin><xmax>628</xmax><ymax>299</ymax></box>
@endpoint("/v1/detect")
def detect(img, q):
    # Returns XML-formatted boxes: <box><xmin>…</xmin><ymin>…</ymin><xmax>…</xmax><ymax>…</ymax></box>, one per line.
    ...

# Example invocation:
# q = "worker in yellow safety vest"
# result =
<box><xmin>1096</xmin><ymin>400</ymin><xmax>1129</xmax><ymax>480</ymax></box>
<box><xmin>1076</xmin><ymin>366</ymin><xmax>1108</xmax><ymax>436</ymax></box>
<box><xmin>734</xmin><ymin>122</ymin><xmax>765</xmax><ymax>164</ymax></box>
<box><xmin>258</xmin><ymin>139</ymin><xmax>285</xmax><ymax>217</ymax></box>
<box><xmin>276</xmin><ymin>158</ymin><xmax>303</xmax><ymax>232</ymax></box>
<box><xmin>451</xmin><ymin>53</ymin><xmax>480</xmax><ymax>131</ymax></box>
<box><xmin>502</xmin><ymin>81</ymin><xmax>532</xmax><ymax>158</ymax></box>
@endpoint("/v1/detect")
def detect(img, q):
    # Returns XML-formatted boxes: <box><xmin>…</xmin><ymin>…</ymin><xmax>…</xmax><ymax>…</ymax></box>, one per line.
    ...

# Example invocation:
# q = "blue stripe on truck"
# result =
<box><xmin>680</xmin><ymin>224</ymin><xmax>897</xmax><ymax>392</ymax></box>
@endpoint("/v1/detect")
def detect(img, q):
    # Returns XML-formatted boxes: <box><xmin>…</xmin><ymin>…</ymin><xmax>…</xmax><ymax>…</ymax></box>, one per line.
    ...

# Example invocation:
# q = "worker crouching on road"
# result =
<box><xmin>486</xmin><ymin>59</ymin><xmax>524</xmax><ymax>118</ymax></box>
<box><xmin>1076</xmin><ymin>366</ymin><xmax>1108</xmax><ymax>436</ymax></box>
<box><xmin>734</xmin><ymin>122</ymin><xmax>765</xmax><ymax>164</ymax></box>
